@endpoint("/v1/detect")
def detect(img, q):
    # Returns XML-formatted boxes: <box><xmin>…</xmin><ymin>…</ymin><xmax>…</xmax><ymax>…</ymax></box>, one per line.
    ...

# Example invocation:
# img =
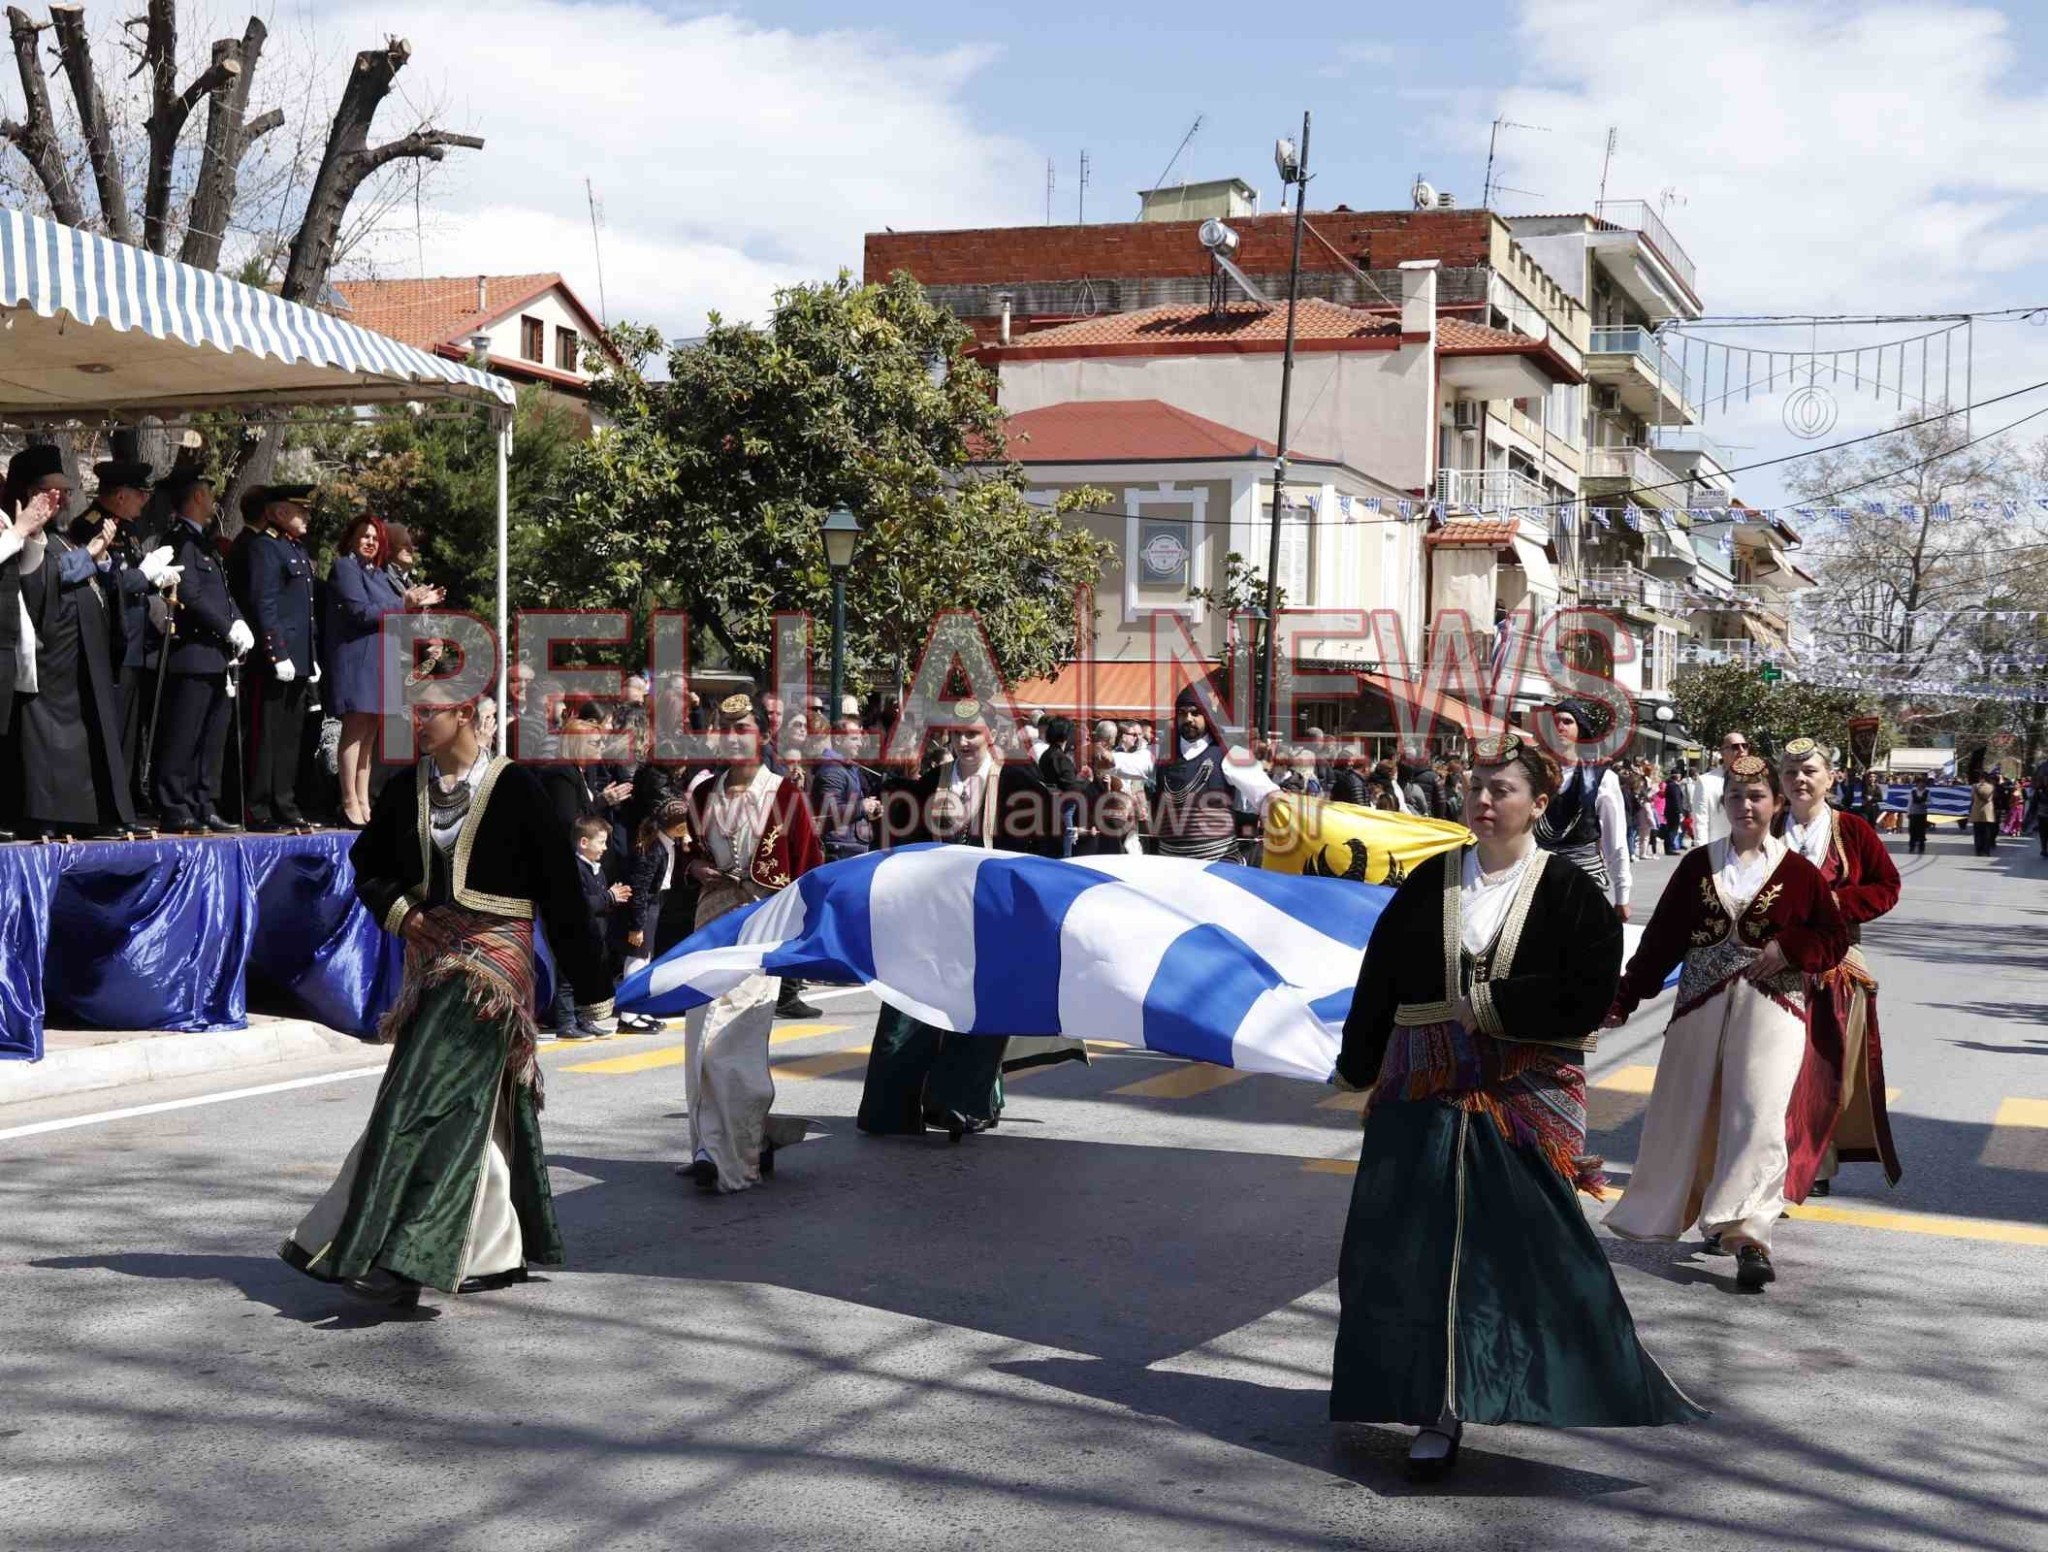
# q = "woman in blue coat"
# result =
<box><xmin>324</xmin><ymin>515</ymin><xmax>412</xmax><ymax>826</ymax></box>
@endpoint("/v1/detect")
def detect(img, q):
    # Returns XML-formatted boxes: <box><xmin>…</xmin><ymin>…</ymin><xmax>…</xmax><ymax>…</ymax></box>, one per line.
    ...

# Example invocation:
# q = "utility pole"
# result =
<box><xmin>1078</xmin><ymin>149</ymin><xmax>1090</xmax><ymax>224</ymax></box>
<box><xmin>1262</xmin><ymin>111</ymin><xmax>1311</xmax><ymax>741</ymax></box>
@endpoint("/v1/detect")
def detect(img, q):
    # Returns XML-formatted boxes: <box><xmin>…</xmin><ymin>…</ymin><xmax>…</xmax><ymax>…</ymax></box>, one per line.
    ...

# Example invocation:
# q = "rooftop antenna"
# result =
<box><xmin>1659</xmin><ymin>185</ymin><xmax>1688</xmax><ymax>217</ymax></box>
<box><xmin>1150</xmin><ymin>113</ymin><xmax>1205</xmax><ymax>194</ymax></box>
<box><xmin>585</xmin><ymin>178</ymin><xmax>609</xmax><ymax>329</ymax></box>
<box><xmin>1597</xmin><ymin>127</ymin><xmax>1618</xmax><ymax>206</ymax></box>
<box><xmin>1078</xmin><ymin>148</ymin><xmax>1091</xmax><ymax>223</ymax></box>
<box><xmin>1481</xmin><ymin>115</ymin><xmax>1549</xmax><ymax>209</ymax></box>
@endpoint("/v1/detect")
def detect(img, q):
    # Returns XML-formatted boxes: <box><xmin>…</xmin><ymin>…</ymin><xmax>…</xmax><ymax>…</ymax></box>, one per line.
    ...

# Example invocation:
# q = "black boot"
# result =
<box><xmin>776</xmin><ymin>979</ymin><xmax>821</xmax><ymax>1019</ymax></box>
<box><xmin>1407</xmin><ymin>1408</ymin><xmax>1462</xmax><ymax>1480</ymax></box>
<box><xmin>1736</xmin><ymin>1244</ymin><xmax>1776</xmax><ymax>1290</ymax></box>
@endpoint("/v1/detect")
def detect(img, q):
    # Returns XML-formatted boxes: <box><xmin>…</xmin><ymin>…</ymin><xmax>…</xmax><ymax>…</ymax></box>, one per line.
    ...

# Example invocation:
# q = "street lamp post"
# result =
<box><xmin>822</xmin><ymin>506</ymin><xmax>863</xmax><ymax>727</ymax></box>
<box><xmin>1654</xmin><ymin>702</ymin><xmax>1676</xmax><ymax>771</ymax></box>
<box><xmin>1262</xmin><ymin>111</ymin><xmax>1311</xmax><ymax>743</ymax></box>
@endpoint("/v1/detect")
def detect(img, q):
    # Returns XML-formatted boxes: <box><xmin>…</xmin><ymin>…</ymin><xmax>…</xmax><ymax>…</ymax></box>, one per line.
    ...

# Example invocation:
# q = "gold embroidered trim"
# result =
<box><xmin>1490</xmin><ymin>849</ymin><xmax>1550</xmax><ymax>980</ymax></box>
<box><xmin>1439</xmin><ymin>848</ymin><xmax>1463</xmax><ymax>1007</ymax></box>
<box><xmin>1395</xmin><ymin>999</ymin><xmax>1461</xmax><ymax>1025</ymax></box>
<box><xmin>382</xmin><ymin>892</ymin><xmax>421</xmax><ymax>937</ymax></box>
<box><xmin>451</xmin><ymin>758</ymin><xmax>536</xmax><ymax>920</ymax></box>
<box><xmin>1470</xmin><ymin>981</ymin><xmax>1503</xmax><ymax>1038</ymax></box>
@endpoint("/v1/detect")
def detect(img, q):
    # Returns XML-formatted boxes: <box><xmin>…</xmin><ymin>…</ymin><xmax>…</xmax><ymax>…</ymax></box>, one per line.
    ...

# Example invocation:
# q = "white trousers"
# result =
<box><xmin>1606</xmin><ymin>978</ymin><xmax>1808</xmax><ymax>1252</ymax></box>
<box><xmin>683</xmin><ymin>970</ymin><xmax>780</xmax><ymax>1192</ymax></box>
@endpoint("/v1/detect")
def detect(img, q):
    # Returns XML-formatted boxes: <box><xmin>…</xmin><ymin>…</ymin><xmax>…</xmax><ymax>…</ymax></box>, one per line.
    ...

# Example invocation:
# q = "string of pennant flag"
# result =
<box><xmin>1323</xmin><ymin>495</ymin><xmax>2048</xmax><ymax>528</ymax></box>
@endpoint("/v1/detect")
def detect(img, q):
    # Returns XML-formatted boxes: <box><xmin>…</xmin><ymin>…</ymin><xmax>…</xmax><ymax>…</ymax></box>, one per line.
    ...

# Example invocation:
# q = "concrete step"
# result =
<box><xmin>0</xmin><ymin>1017</ymin><xmax>376</xmax><ymax>1108</ymax></box>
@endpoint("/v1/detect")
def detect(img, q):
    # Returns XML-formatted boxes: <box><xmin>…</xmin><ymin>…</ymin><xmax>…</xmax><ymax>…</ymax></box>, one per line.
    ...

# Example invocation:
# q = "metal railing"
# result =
<box><xmin>1584</xmin><ymin>445</ymin><xmax>1673</xmax><ymax>493</ymax></box>
<box><xmin>1436</xmin><ymin>468</ymin><xmax>1550</xmax><ymax>517</ymax></box>
<box><xmin>1594</xmin><ymin>199</ymin><xmax>1698</xmax><ymax>300</ymax></box>
<box><xmin>1580</xmin><ymin>565</ymin><xmax>1687</xmax><ymax>614</ymax></box>
<box><xmin>1587</xmin><ymin>326</ymin><xmax>1693</xmax><ymax>406</ymax></box>
<box><xmin>1679</xmin><ymin>637</ymin><xmax>1786</xmax><ymax>669</ymax></box>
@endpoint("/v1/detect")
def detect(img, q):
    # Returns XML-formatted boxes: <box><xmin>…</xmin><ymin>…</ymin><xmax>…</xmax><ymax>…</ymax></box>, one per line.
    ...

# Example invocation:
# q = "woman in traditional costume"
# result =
<box><xmin>1776</xmin><ymin>738</ymin><xmax>1902</xmax><ymax>1200</ymax></box>
<box><xmin>280</xmin><ymin>688</ymin><xmax>614</xmax><ymax>1305</ymax></box>
<box><xmin>1605</xmin><ymin>755</ymin><xmax>1848</xmax><ymax>1291</ymax></box>
<box><xmin>1332</xmin><ymin>734</ymin><xmax>1703</xmax><ymax>1480</ymax></box>
<box><xmin>676</xmin><ymin>693</ymin><xmax>822</xmax><ymax>1192</ymax></box>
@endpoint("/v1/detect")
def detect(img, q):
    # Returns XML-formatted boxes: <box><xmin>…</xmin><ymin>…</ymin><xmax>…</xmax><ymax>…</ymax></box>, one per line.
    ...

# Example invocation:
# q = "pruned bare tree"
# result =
<box><xmin>0</xmin><ymin>2</ymin><xmax>484</xmax><ymax>529</ymax></box>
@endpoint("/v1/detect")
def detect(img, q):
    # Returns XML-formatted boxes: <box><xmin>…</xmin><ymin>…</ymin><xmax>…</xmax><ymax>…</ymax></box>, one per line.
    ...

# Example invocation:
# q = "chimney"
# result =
<box><xmin>996</xmin><ymin>292</ymin><xmax>1014</xmax><ymax>345</ymax></box>
<box><xmin>1397</xmin><ymin>258</ymin><xmax>1439</xmax><ymax>339</ymax></box>
<box><xmin>476</xmin><ymin>275</ymin><xmax>488</xmax><ymax>312</ymax></box>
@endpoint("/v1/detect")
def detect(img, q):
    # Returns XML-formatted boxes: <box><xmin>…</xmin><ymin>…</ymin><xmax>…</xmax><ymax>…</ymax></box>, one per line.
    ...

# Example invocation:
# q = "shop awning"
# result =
<box><xmin>0</xmin><ymin>206</ymin><xmax>514</xmax><ymax>417</ymax></box>
<box><xmin>1508</xmin><ymin>534</ymin><xmax>1560</xmax><ymax>599</ymax></box>
<box><xmin>1011</xmin><ymin>660</ymin><xmax>1231</xmax><ymax>717</ymax></box>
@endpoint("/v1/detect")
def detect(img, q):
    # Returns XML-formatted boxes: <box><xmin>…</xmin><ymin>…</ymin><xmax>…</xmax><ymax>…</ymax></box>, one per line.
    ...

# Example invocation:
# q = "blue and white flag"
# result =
<box><xmin>618</xmin><ymin>845</ymin><xmax>1389</xmax><ymax>1082</ymax></box>
<box><xmin>615</xmin><ymin>845</ymin><xmax>1678</xmax><ymax>1082</ymax></box>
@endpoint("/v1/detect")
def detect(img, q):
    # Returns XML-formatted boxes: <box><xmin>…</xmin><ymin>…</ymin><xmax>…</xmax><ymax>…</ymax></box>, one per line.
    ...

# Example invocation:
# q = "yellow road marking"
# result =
<box><xmin>773</xmin><ymin>1046</ymin><xmax>871</xmax><ymax>1080</ymax></box>
<box><xmin>1594</xmin><ymin>1065</ymin><xmax>1659</xmax><ymax>1094</ymax></box>
<box><xmin>1302</xmin><ymin>1157</ymin><xmax>1359</xmax><ymax>1174</ymax></box>
<box><xmin>1980</xmin><ymin>1097</ymin><xmax>2048</xmax><ymax>1170</ymax></box>
<box><xmin>1085</xmin><ymin>1040</ymin><xmax>1133</xmax><ymax>1052</ymax></box>
<box><xmin>1112</xmin><ymin>1064</ymin><xmax>1253</xmax><ymax>1100</ymax></box>
<box><xmin>563</xmin><ymin>1023</ymin><xmax>849</xmax><ymax>1075</ymax></box>
<box><xmin>1786</xmin><ymin>1202</ymin><xmax>2048</xmax><ymax>1247</ymax></box>
<box><xmin>562</xmin><ymin>1044</ymin><xmax>686</xmax><ymax>1075</ymax></box>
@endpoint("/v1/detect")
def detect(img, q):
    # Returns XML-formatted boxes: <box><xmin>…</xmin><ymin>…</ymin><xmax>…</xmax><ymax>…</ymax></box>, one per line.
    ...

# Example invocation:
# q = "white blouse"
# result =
<box><xmin>1461</xmin><ymin>845</ymin><xmax>1534</xmax><ymax>958</ymax></box>
<box><xmin>1712</xmin><ymin>833</ymin><xmax>1785</xmax><ymax>914</ymax></box>
<box><xmin>1784</xmin><ymin>805</ymin><xmax>1833</xmax><ymax>871</ymax></box>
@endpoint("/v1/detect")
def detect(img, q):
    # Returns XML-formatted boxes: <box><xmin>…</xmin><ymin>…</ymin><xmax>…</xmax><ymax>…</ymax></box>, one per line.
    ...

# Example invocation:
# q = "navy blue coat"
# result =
<box><xmin>229</xmin><ymin>527</ymin><xmax>318</xmax><ymax>675</ymax></box>
<box><xmin>160</xmin><ymin>520</ymin><xmax>245</xmax><ymax>677</ymax></box>
<box><xmin>323</xmin><ymin>553</ymin><xmax>403</xmax><ymax>715</ymax></box>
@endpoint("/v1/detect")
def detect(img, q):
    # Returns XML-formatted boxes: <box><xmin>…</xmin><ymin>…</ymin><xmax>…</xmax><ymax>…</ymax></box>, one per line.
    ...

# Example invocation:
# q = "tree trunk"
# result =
<box><xmin>180</xmin><ymin>17</ymin><xmax>267</xmax><ymax>272</ymax></box>
<box><xmin>139</xmin><ymin>0</ymin><xmax>238</xmax><ymax>255</ymax></box>
<box><xmin>46</xmin><ymin>3</ymin><xmax>132</xmax><ymax>242</ymax></box>
<box><xmin>3</xmin><ymin>6</ymin><xmax>86</xmax><ymax>225</ymax></box>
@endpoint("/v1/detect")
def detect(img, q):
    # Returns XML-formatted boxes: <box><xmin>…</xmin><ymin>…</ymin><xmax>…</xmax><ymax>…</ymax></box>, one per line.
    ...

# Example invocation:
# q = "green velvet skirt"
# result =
<box><xmin>1331</xmin><ymin>1098</ymin><xmax>1705</xmax><ymax>1429</ymax></box>
<box><xmin>322</xmin><ymin>977</ymin><xmax>563</xmax><ymax>1292</ymax></box>
<box><xmin>855</xmin><ymin>1004</ymin><xmax>1007</xmax><ymax>1135</ymax></box>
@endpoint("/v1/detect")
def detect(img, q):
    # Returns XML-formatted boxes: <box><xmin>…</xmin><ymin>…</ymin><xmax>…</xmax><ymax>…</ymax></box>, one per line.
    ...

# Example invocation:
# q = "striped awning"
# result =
<box><xmin>0</xmin><ymin>206</ymin><xmax>514</xmax><ymax>417</ymax></box>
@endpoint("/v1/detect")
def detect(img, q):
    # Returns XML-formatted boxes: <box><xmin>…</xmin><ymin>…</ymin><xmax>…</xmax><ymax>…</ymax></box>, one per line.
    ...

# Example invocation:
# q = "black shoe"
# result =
<box><xmin>276</xmin><ymin>1237</ymin><xmax>341</xmax><ymax>1285</ymax></box>
<box><xmin>677</xmin><ymin>1157</ymin><xmax>719</xmax><ymax>1192</ymax></box>
<box><xmin>759</xmin><ymin>1140</ymin><xmax>776</xmax><ymax>1178</ymax></box>
<box><xmin>342</xmin><ymin>1267</ymin><xmax>421</xmax><ymax>1307</ymax></box>
<box><xmin>1407</xmin><ymin>1411</ymin><xmax>1462</xmax><ymax>1481</ymax></box>
<box><xmin>204</xmin><ymin>813</ymin><xmax>243</xmax><ymax>834</ymax></box>
<box><xmin>1735</xmin><ymin>1245</ymin><xmax>1776</xmax><ymax>1290</ymax></box>
<box><xmin>0</xmin><ymin>829</ymin><xmax>13</xmax><ymax>843</ymax></box>
<box><xmin>1701</xmin><ymin>1231</ymin><xmax>1728</xmax><ymax>1256</ymax></box>
<box><xmin>776</xmin><ymin>988</ymin><xmax>822</xmax><ymax>1019</ymax></box>
<box><xmin>1810</xmin><ymin>1178</ymin><xmax>1832</xmax><ymax>1197</ymax></box>
<box><xmin>456</xmin><ymin>1267</ymin><xmax>532</xmax><ymax>1294</ymax></box>
<box><xmin>555</xmin><ymin>1025</ymin><xmax>598</xmax><ymax>1042</ymax></box>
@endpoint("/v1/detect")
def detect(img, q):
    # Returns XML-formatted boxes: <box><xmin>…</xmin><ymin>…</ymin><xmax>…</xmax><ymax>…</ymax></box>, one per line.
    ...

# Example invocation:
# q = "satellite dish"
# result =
<box><xmin>1412</xmin><ymin>177</ymin><xmax>1438</xmax><ymax>210</ymax></box>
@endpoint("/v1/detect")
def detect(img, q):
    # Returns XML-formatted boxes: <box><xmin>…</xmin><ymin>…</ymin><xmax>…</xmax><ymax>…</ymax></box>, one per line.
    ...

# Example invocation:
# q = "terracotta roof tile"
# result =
<box><xmin>1436</xmin><ymin>317</ymin><xmax>1542</xmax><ymax>351</ymax></box>
<box><xmin>988</xmin><ymin>398</ymin><xmax>1343</xmax><ymax>464</ymax></box>
<box><xmin>997</xmin><ymin>299</ymin><xmax>1404</xmax><ymax>350</ymax></box>
<box><xmin>329</xmin><ymin>274</ymin><xmax>563</xmax><ymax>351</ymax></box>
<box><xmin>1425</xmin><ymin>518</ymin><xmax>1519</xmax><ymax>548</ymax></box>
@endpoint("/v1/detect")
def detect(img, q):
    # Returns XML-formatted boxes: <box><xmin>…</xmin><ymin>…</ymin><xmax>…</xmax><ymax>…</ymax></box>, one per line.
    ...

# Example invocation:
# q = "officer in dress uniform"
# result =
<box><xmin>85</xmin><ymin>461</ymin><xmax>184</xmax><ymax>823</ymax></box>
<box><xmin>152</xmin><ymin>470</ymin><xmax>252</xmax><ymax>834</ymax></box>
<box><xmin>229</xmin><ymin>484</ymin><xmax>320</xmax><ymax>831</ymax></box>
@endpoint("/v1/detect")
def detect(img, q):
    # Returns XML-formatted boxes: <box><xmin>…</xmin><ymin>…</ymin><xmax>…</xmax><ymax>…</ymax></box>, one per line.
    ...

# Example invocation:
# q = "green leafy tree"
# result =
<box><xmin>534</xmin><ymin>274</ymin><xmax>1113</xmax><ymax>688</ymax></box>
<box><xmin>1672</xmin><ymin>662</ymin><xmax>1884</xmax><ymax>761</ymax></box>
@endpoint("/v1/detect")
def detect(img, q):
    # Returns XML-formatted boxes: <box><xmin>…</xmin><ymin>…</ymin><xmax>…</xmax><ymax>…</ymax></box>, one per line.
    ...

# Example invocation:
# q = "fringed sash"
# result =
<box><xmin>376</xmin><ymin>905</ymin><xmax>545</xmax><ymax>1101</ymax></box>
<box><xmin>1370</xmin><ymin>1020</ymin><xmax>1606</xmax><ymax>1197</ymax></box>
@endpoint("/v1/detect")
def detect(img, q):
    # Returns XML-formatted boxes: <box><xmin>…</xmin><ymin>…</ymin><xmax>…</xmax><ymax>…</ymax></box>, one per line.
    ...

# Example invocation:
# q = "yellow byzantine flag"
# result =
<box><xmin>1261</xmin><ymin>794</ymin><xmax>1471</xmax><ymax>886</ymax></box>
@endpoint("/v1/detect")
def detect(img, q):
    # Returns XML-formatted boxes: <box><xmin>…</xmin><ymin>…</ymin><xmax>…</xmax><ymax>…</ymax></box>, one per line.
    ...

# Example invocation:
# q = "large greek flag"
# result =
<box><xmin>618</xmin><ymin>845</ymin><xmax>1388</xmax><ymax>1082</ymax></box>
<box><xmin>616</xmin><ymin>844</ymin><xmax>1675</xmax><ymax>1083</ymax></box>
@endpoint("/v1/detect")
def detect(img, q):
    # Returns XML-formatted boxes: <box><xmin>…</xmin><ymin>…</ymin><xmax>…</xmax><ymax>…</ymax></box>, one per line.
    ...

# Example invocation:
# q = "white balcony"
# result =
<box><xmin>1580</xmin><ymin>565</ymin><xmax>1687</xmax><ymax>616</ymax></box>
<box><xmin>1585</xmin><ymin>326</ymin><xmax>1698</xmax><ymax>424</ymax></box>
<box><xmin>1436</xmin><ymin>468</ymin><xmax>1551</xmax><ymax>519</ymax></box>
<box><xmin>1584</xmin><ymin>444</ymin><xmax>1679</xmax><ymax>504</ymax></box>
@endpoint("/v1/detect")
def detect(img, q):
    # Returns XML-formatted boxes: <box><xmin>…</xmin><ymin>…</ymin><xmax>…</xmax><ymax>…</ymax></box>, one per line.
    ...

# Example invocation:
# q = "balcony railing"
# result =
<box><xmin>1587</xmin><ymin>325</ymin><xmax>1694</xmax><ymax>407</ymax></box>
<box><xmin>1580</xmin><ymin>565</ymin><xmax>1686</xmax><ymax>615</ymax></box>
<box><xmin>1584</xmin><ymin>444</ymin><xmax>1674</xmax><ymax>495</ymax></box>
<box><xmin>1594</xmin><ymin>199</ymin><xmax>1698</xmax><ymax>300</ymax></box>
<box><xmin>1436</xmin><ymin>468</ymin><xmax>1550</xmax><ymax>517</ymax></box>
<box><xmin>1679</xmin><ymin>638</ymin><xmax>1788</xmax><ymax>669</ymax></box>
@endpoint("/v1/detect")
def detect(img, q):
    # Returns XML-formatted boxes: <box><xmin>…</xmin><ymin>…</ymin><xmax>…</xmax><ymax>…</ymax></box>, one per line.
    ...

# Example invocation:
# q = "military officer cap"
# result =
<box><xmin>92</xmin><ymin>459</ymin><xmax>155</xmax><ymax>494</ymax></box>
<box><xmin>240</xmin><ymin>482</ymin><xmax>317</xmax><ymax>523</ymax></box>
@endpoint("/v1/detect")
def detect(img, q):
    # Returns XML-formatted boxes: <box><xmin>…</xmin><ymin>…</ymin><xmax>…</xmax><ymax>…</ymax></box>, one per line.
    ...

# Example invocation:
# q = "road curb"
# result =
<box><xmin>0</xmin><ymin>1020</ymin><xmax>373</xmax><ymax>1108</ymax></box>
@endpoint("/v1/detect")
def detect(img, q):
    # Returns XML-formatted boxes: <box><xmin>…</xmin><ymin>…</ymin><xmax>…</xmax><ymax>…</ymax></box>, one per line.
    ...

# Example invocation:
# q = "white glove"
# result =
<box><xmin>152</xmin><ymin>563</ymin><xmax>183</xmax><ymax>592</ymax></box>
<box><xmin>310</xmin><ymin>661</ymin><xmax>322</xmax><ymax>684</ymax></box>
<box><xmin>138</xmin><ymin>545</ymin><xmax>178</xmax><ymax>586</ymax></box>
<box><xmin>227</xmin><ymin>619</ymin><xmax>254</xmax><ymax>656</ymax></box>
<box><xmin>274</xmin><ymin>657</ymin><xmax>297</xmax><ymax>683</ymax></box>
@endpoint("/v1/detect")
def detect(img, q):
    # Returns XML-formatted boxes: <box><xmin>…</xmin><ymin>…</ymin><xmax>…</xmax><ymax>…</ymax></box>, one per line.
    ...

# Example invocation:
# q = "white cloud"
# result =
<box><xmin>295</xmin><ymin>2</ymin><xmax>1044</xmax><ymax>336</ymax></box>
<box><xmin>1480</xmin><ymin>0</ymin><xmax>2048</xmax><ymax>499</ymax></box>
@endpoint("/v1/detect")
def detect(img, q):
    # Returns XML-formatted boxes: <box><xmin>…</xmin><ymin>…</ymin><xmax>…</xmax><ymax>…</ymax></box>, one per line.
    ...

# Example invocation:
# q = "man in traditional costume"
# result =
<box><xmin>1606</xmin><ymin>754</ymin><xmax>1848</xmax><ymax>1291</ymax></box>
<box><xmin>1532</xmin><ymin>698</ymin><xmax>1632</xmax><ymax>918</ymax></box>
<box><xmin>0</xmin><ymin>447</ymin><xmax>69</xmax><ymax>841</ymax></box>
<box><xmin>1777</xmin><ymin>738</ymin><xmax>1902</xmax><ymax>1200</ymax></box>
<box><xmin>675</xmin><ymin>693</ymin><xmax>823</xmax><ymax>1192</ymax></box>
<box><xmin>1332</xmin><ymin>732</ymin><xmax>1703</xmax><ymax>1480</ymax></box>
<box><xmin>279</xmin><ymin>687</ymin><xmax>614</xmax><ymax>1305</ymax></box>
<box><xmin>1153</xmin><ymin>685</ymin><xmax>1278</xmax><ymax>863</ymax></box>
<box><xmin>858</xmin><ymin>699</ymin><xmax>1060</xmax><ymax>1140</ymax></box>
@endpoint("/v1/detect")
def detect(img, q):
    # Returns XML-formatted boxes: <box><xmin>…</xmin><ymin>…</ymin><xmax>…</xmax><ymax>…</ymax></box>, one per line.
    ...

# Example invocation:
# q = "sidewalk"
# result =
<box><xmin>0</xmin><ymin>1016</ymin><xmax>375</xmax><ymax>1108</ymax></box>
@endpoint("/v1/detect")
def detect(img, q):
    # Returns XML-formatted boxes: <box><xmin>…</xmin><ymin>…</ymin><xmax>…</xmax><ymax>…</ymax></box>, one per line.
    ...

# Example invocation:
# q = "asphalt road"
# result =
<box><xmin>3</xmin><ymin>822</ymin><xmax>2045</xmax><ymax>1551</ymax></box>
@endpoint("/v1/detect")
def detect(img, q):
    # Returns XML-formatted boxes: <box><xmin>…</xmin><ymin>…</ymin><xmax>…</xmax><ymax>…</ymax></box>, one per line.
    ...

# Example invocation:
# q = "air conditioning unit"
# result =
<box><xmin>1452</xmin><ymin>398</ymin><xmax>1483</xmax><ymax>431</ymax></box>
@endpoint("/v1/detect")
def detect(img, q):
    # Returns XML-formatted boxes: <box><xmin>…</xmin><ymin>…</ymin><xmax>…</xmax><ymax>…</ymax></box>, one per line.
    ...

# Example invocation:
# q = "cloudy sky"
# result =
<box><xmin>292</xmin><ymin>0</ymin><xmax>2048</xmax><ymax>499</ymax></box>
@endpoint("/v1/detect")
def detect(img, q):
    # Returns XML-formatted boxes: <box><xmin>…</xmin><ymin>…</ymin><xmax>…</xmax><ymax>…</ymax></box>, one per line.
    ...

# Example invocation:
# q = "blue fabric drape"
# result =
<box><xmin>0</xmin><ymin>832</ymin><xmax>401</xmax><ymax>1060</ymax></box>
